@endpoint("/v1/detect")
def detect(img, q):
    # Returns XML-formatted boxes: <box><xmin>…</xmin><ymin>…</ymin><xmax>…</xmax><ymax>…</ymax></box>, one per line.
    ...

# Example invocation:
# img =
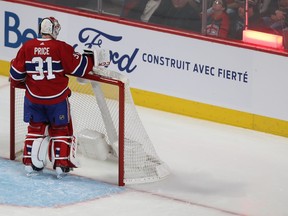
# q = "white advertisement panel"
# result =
<box><xmin>1</xmin><ymin>1</ymin><xmax>288</xmax><ymax>121</ymax></box>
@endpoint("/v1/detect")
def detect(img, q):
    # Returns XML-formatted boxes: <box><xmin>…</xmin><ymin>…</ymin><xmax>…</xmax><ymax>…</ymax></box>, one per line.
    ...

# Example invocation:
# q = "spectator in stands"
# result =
<box><xmin>226</xmin><ymin>0</ymin><xmax>241</xmax><ymax>14</ymax></box>
<box><xmin>206</xmin><ymin>0</ymin><xmax>230</xmax><ymax>38</ymax></box>
<box><xmin>121</xmin><ymin>0</ymin><xmax>161</xmax><ymax>22</ymax></box>
<box><xmin>121</xmin><ymin>0</ymin><xmax>149</xmax><ymax>21</ymax></box>
<box><xmin>141</xmin><ymin>0</ymin><xmax>162</xmax><ymax>22</ymax></box>
<box><xmin>262</xmin><ymin>0</ymin><xmax>288</xmax><ymax>34</ymax></box>
<box><xmin>188</xmin><ymin>0</ymin><xmax>202</xmax><ymax>14</ymax></box>
<box><xmin>148</xmin><ymin>0</ymin><xmax>201</xmax><ymax>32</ymax></box>
<box><xmin>259</xmin><ymin>0</ymin><xmax>278</xmax><ymax>16</ymax></box>
<box><xmin>207</xmin><ymin>0</ymin><xmax>240</xmax><ymax>15</ymax></box>
<box><xmin>229</xmin><ymin>0</ymin><xmax>268</xmax><ymax>39</ymax></box>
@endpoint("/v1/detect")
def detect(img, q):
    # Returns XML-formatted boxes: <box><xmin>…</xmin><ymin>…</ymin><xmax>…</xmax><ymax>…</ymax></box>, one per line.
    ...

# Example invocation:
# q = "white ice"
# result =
<box><xmin>1</xmin><ymin>75</ymin><xmax>288</xmax><ymax>216</ymax></box>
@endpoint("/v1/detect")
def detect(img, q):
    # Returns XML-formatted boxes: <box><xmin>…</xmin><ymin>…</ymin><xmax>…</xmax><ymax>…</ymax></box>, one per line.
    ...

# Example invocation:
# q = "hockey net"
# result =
<box><xmin>10</xmin><ymin>68</ymin><xmax>170</xmax><ymax>186</ymax></box>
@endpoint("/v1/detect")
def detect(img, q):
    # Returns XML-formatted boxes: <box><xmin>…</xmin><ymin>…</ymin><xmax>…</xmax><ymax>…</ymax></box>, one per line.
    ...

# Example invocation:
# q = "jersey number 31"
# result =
<box><xmin>32</xmin><ymin>57</ymin><xmax>56</xmax><ymax>80</ymax></box>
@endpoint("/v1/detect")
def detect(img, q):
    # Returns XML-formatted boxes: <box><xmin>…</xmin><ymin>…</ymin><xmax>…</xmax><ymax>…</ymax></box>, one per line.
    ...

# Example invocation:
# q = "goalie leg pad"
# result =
<box><xmin>23</xmin><ymin>139</ymin><xmax>33</xmax><ymax>166</ymax></box>
<box><xmin>48</xmin><ymin>124</ymin><xmax>79</xmax><ymax>169</ymax></box>
<box><xmin>31</xmin><ymin>136</ymin><xmax>50</xmax><ymax>169</ymax></box>
<box><xmin>23</xmin><ymin>122</ymin><xmax>48</xmax><ymax>166</ymax></box>
<box><xmin>49</xmin><ymin>137</ymin><xmax>79</xmax><ymax>169</ymax></box>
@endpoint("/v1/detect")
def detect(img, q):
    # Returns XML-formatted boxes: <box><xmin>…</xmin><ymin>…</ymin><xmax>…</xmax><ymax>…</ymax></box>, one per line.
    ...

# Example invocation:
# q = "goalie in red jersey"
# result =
<box><xmin>10</xmin><ymin>17</ymin><xmax>95</xmax><ymax>178</ymax></box>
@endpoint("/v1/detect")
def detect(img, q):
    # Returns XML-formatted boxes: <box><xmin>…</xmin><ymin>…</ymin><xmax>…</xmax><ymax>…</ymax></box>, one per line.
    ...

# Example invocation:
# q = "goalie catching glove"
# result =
<box><xmin>83</xmin><ymin>48</ymin><xmax>110</xmax><ymax>68</ymax></box>
<box><xmin>82</xmin><ymin>48</ymin><xmax>128</xmax><ymax>83</ymax></box>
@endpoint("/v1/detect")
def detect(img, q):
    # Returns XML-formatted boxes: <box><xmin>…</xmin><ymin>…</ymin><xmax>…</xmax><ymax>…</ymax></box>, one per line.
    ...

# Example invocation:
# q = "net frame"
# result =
<box><xmin>10</xmin><ymin>70</ymin><xmax>169</xmax><ymax>186</ymax></box>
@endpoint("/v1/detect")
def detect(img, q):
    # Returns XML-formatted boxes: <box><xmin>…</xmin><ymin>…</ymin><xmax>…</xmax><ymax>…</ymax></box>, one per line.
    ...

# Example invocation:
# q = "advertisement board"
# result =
<box><xmin>1</xmin><ymin>1</ymin><xmax>288</xmax><ymax>136</ymax></box>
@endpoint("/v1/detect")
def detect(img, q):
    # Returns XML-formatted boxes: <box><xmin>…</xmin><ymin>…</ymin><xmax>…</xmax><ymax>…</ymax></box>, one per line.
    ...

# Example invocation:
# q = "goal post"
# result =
<box><xmin>10</xmin><ymin>69</ymin><xmax>170</xmax><ymax>186</ymax></box>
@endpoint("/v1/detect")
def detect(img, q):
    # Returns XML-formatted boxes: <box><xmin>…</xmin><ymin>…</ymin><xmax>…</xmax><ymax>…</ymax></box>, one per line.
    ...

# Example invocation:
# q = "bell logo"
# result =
<box><xmin>4</xmin><ymin>11</ymin><xmax>38</xmax><ymax>48</ymax></box>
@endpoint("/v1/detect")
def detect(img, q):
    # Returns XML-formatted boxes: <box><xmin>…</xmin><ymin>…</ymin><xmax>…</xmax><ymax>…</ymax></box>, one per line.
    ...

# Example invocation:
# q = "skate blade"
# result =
<box><xmin>56</xmin><ymin>173</ymin><xmax>68</xmax><ymax>179</ymax></box>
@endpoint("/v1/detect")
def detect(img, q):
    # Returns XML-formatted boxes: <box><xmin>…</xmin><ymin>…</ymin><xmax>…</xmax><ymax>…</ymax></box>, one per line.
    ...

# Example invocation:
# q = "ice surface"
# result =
<box><xmin>1</xmin><ymin>76</ymin><xmax>288</xmax><ymax>216</ymax></box>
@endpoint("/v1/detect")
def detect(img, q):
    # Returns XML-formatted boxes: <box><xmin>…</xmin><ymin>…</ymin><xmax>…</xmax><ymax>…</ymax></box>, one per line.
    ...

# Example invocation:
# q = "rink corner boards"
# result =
<box><xmin>1</xmin><ymin>59</ymin><xmax>287</xmax><ymax>138</ymax></box>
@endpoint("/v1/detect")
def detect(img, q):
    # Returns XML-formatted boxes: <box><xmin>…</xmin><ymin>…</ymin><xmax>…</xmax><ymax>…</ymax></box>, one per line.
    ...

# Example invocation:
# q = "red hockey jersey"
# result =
<box><xmin>10</xmin><ymin>38</ymin><xmax>94</xmax><ymax>105</ymax></box>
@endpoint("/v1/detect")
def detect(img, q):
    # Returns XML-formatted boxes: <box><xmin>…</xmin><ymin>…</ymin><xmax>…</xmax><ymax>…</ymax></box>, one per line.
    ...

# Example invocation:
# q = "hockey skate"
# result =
<box><xmin>55</xmin><ymin>167</ymin><xmax>72</xmax><ymax>179</ymax></box>
<box><xmin>25</xmin><ymin>164</ymin><xmax>44</xmax><ymax>177</ymax></box>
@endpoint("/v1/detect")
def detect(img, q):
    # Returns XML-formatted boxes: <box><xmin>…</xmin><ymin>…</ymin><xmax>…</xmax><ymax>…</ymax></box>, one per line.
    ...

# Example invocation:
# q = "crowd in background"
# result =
<box><xmin>34</xmin><ymin>0</ymin><xmax>288</xmax><ymax>42</ymax></box>
<box><xmin>121</xmin><ymin>0</ymin><xmax>288</xmax><ymax>40</ymax></box>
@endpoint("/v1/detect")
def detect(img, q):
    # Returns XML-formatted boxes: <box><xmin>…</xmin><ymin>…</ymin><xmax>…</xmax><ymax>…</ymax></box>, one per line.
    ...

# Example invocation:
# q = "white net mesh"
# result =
<box><xmin>12</xmin><ymin>71</ymin><xmax>170</xmax><ymax>184</ymax></box>
<box><xmin>13</xmin><ymin>89</ymin><xmax>28</xmax><ymax>157</ymax></box>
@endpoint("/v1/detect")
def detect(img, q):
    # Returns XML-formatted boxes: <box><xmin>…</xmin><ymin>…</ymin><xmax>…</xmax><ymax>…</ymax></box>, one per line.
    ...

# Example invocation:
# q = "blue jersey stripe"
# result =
<box><xmin>25</xmin><ymin>62</ymin><xmax>63</xmax><ymax>72</ymax></box>
<box><xmin>72</xmin><ymin>56</ymin><xmax>87</xmax><ymax>77</ymax></box>
<box><xmin>10</xmin><ymin>67</ymin><xmax>26</xmax><ymax>80</ymax></box>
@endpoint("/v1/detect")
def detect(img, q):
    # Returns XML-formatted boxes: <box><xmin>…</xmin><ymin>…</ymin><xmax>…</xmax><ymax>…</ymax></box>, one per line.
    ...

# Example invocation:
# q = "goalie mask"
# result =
<box><xmin>39</xmin><ymin>17</ymin><xmax>61</xmax><ymax>39</ymax></box>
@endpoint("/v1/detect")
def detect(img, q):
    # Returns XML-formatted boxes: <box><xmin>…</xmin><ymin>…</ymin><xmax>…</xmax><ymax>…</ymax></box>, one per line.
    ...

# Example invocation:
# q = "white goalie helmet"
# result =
<box><xmin>39</xmin><ymin>17</ymin><xmax>61</xmax><ymax>39</ymax></box>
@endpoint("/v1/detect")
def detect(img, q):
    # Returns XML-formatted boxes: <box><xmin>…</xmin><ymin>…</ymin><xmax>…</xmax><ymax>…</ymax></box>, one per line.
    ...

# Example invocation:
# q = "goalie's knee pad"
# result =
<box><xmin>49</xmin><ymin>124</ymin><xmax>79</xmax><ymax>169</ymax></box>
<box><xmin>23</xmin><ymin>122</ymin><xmax>48</xmax><ymax>166</ymax></box>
